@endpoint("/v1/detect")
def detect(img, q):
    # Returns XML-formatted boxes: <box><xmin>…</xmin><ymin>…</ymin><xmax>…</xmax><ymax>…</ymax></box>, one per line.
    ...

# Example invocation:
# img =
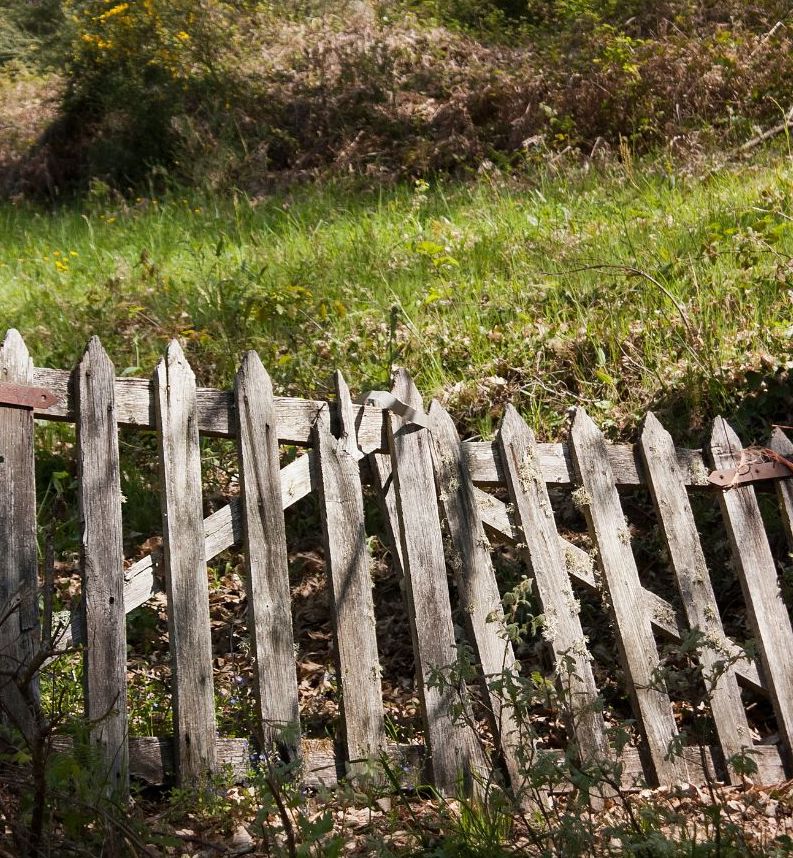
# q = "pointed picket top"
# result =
<box><xmin>770</xmin><ymin>425</ymin><xmax>793</xmax><ymax>456</ymax></box>
<box><xmin>79</xmin><ymin>335</ymin><xmax>114</xmax><ymax>374</ymax></box>
<box><xmin>1</xmin><ymin>328</ymin><xmax>33</xmax><ymax>383</ymax></box>
<box><xmin>237</xmin><ymin>349</ymin><xmax>274</xmax><ymax>400</ymax></box>
<box><xmin>334</xmin><ymin>371</ymin><xmax>362</xmax><ymax>460</ymax></box>
<box><xmin>708</xmin><ymin>416</ymin><xmax>744</xmax><ymax>471</ymax></box>
<box><xmin>155</xmin><ymin>339</ymin><xmax>195</xmax><ymax>388</ymax></box>
<box><xmin>391</xmin><ymin>368</ymin><xmax>423</xmax><ymax>412</ymax></box>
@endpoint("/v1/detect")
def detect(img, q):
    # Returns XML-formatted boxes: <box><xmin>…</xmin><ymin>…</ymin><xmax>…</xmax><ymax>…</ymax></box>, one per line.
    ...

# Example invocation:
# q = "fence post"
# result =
<box><xmin>76</xmin><ymin>337</ymin><xmax>129</xmax><ymax>796</ymax></box>
<box><xmin>0</xmin><ymin>329</ymin><xmax>40</xmax><ymax>746</ymax></box>
<box><xmin>154</xmin><ymin>341</ymin><xmax>217</xmax><ymax>784</ymax></box>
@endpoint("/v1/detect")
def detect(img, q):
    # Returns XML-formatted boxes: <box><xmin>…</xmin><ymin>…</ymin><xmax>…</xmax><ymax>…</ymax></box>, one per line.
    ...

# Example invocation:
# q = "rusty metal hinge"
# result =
<box><xmin>708</xmin><ymin>450</ymin><xmax>793</xmax><ymax>488</ymax></box>
<box><xmin>0</xmin><ymin>381</ymin><xmax>60</xmax><ymax>411</ymax></box>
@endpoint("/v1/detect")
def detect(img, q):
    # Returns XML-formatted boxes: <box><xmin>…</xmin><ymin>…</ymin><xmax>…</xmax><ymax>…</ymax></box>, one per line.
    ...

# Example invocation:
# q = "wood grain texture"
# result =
<box><xmin>53</xmin><ymin>736</ymin><xmax>782</xmax><ymax>791</ymax></box>
<box><xmin>463</xmin><ymin>441</ymin><xmax>710</xmax><ymax>488</ymax></box>
<box><xmin>235</xmin><ymin>352</ymin><xmax>300</xmax><ymax>764</ymax></box>
<box><xmin>499</xmin><ymin>406</ymin><xmax>609</xmax><ymax>767</ymax></box>
<box><xmin>33</xmin><ymin>366</ymin><xmax>389</xmax><ymax>451</ymax></box>
<box><xmin>569</xmin><ymin>408</ymin><xmax>687</xmax><ymax>786</ymax></box>
<box><xmin>709</xmin><ymin>417</ymin><xmax>793</xmax><ymax>773</ymax></box>
<box><xmin>315</xmin><ymin>373</ymin><xmax>385</xmax><ymax>777</ymax></box>
<box><xmin>76</xmin><ymin>337</ymin><xmax>128</xmax><ymax>796</ymax></box>
<box><xmin>474</xmin><ymin>485</ymin><xmax>763</xmax><ymax>692</ymax></box>
<box><xmin>387</xmin><ymin>370</ymin><xmax>484</xmax><ymax>795</ymax></box>
<box><xmin>154</xmin><ymin>341</ymin><xmax>217</xmax><ymax>783</ymax></box>
<box><xmin>0</xmin><ymin>329</ymin><xmax>39</xmax><ymax>744</ymax></box>
<box><xmin>59</xmin><ymin>454</ymin><xmax>315</xmax><ymax>649</ymax></box>
<box><xmin>769</xmin><ymin>428</ymin><xmax>793</xmax><ymax>552</ymax></box>
<box><xmin>32</xmin><ymin>365</ymin><xmax>717</xmax><ymax>488</ymax></box>
<box><xmin>428</xmin><ymin>401</ymin><xmax>525</xmax><ymax>794</ymax></box>
<box><xmin>640</xmin><ymin>412</ymin><xmax>752</xmax><ymax>781</ymax></box>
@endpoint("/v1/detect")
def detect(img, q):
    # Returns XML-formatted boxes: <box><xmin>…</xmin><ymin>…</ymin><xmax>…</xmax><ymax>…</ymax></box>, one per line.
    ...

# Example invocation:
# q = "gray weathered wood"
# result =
<box><xmin>235</xmin><ymin>352</ymin><xmax>300</xmax><ymax>764</ymax></box>
<box><xmin>569</xmin><ymin>408</ymin><xmax>687</xmax><ymax>785</ymax></box>
<box><xmin>33</xmin><ymin>366</ymin><xmax>389</xmax><ymax>452</ymax></box>
<box><xmin>709</xmin><ymin>417</ymin><xmax>793</xmax><ymax>773</ymax></box>
<box><xmin>387</xmin><ymin>370</ymin><xmax>484</xmax><ymax>795</ymax></box>
<box><xmin>59</xmin><ymin>454</ymin><xmax>315</xmax><ymax>650</ymax></box>
<box><xmin>368</xmin><ymin>452</ymin><xmax>404</xmax><ymax>571</ymax></box>
<box><xmin>154</xmin><ymin>341</ymin><xmax>216</xmax><ymax>783</ymax></box>
<box><xmin>474</xmin><ymin>485</ymin><xmax>763</xmax><ymax>692</ymax></box>
<box><xmin>640</xmin><ymin>412</ymin><xmax>752</xmax><ymax>781</ymax></box>
<box><xmin>314</xmin><ymin>373</ymin><xmax>385</xmax><ymax>778</ymax></box>
<box><xmin>462</xmin><ymin>441</ymin><xmax>711</xmax><ymax>488</ymax></box>
<box><xmin>48</xmin><ymin>734</ymin><xmax>784</xmax><ymax>791</ymax></box>
<box><xmin>76</xmin><ymin>337</ymin><xmax>128</xmax><ymax>796</ymax></box>
<box><xmin>0</xmin><ymin>329</ymin><xmax>39</xmax><ymax>744</ymax></box>
<box><xmin>33</xmin><ymin>365</ymin><xmax>716</xmax><ymax>488</ymax></box>
<box><xmin>769</xmin><ymin>427</ymin><xmax>793</xmax><ymax>552</ymax></box>
<box><xmin>428</xmin><ymin>401</ymin><xmax>526</xmax><ymax>794</ymax></box>
<box><xmin>499</xmin><ymin>405</ymin><xmax>610</xmax><ymax>768</ymax></box>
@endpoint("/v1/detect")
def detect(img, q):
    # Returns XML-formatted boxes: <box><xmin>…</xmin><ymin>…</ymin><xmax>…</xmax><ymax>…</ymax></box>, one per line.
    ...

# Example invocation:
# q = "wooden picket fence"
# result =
<box><xmin>2</xmin><ymin>327</ymin><xmax>793</xmax><ymax>801</ymax></box>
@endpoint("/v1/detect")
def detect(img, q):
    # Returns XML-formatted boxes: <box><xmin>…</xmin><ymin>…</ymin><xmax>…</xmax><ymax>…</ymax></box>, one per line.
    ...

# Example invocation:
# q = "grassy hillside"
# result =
<box><xmin>3</xmin><ymin>150</ymin><xmax>792</xmax><ymax>443</ymax></box>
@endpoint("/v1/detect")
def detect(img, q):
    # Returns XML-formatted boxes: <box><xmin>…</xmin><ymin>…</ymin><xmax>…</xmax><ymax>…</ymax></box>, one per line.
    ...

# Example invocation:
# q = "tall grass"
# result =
<box><xmin>1</xmin><ymin>152</ymin><xmax>792</xmax><ymax>442</ymax></box>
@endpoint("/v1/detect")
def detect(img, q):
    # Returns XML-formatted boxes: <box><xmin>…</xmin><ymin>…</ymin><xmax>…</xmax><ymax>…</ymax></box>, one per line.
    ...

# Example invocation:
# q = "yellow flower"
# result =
<box><xmin>97</xmin><ymin>3</ymin><xmax>129</xmax><ymax>22</ymax></box>
<box><xmin>176</xmin><ymin>31</ymin><xmax>190</xmax><ymax>42</ymax></box>
<box><xmin>55</xmin><ymin>260</ymin><xmax>69</xmax><ymax>272</ymax></box>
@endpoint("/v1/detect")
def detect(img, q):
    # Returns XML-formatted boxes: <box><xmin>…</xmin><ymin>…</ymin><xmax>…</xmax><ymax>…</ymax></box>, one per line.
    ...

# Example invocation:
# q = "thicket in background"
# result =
<box><xmin>2</xmin><ymin>0</ymin><xmax>793</xmax><ymax>193</ymax></box>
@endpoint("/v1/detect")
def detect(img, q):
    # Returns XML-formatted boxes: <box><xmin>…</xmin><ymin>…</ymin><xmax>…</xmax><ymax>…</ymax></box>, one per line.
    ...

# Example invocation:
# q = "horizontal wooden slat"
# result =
<box><xmin>33</xmin><ymin>366</ymin><xmax>715</xmax><ymax>487</ymax></box>
<box><xmin>33</xmin><ymin>367</ymin><xmax>388</xmax><ymax>451</ymax></box>
<box><xmin>463</xmin><ymin>441</ymin><xmax>711</xmax><ymax>488</ymax></box>
<box><xmin>50</xmin><ymin>737</ymin><xmax>784</xmax><ymax>790</ymax></box>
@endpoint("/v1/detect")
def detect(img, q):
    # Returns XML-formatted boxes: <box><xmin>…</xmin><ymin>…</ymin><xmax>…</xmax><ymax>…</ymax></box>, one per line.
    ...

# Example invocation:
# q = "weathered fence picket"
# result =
<box><xmin>76</xmin><ymin>337</ymin><xmax>128</xmax><ymax>795</ymax></box>
<box><xmin>235</xmin><ymin>351</ymin><xmax>301</xmax><ymax>765</ymax></box>
<box><xmin>569</xmin><ymin>407</ymin><xmax>688</xmax><ymax>785</ymax></box>
<box><xmin>0</xmin><ymin>330</ymin><xmax>39</xmax><ymax>747</ymax></box>
<box><xmin>384</xmin><ymin>371</ymin><xmax>485</xmax><ymax>794</ymax></box>
<box><xmin>314</xmin><ymin>373</ymin><xmax>385</xmax><ymax>778</ymax></box>
<box><xmin>4</xmin><ymin>330</ymin><xmax>793</xmax><ymax>802</ymax></box>
<box><xmin>639</xmin><ymin>412</ymin><xmax>752</xmax><ymax>782</ymax></box>
<box><xmin>154</xmin><ymin>342</ymin><xmax>217</xmax><ymax>783</ymax></box>
<box><xmin>428</xmin><ymin>400</ymin><xmax>525</xmax><ymax>794</ymax></box>
<box><xmin>708</xmin><ymin>417</ymin><xmax>793</xmax><ymax>772</ymax></box>
<box><xmin>498</xmin><ymin>406</ymin><xmax>609</xmax><ymax>770</ymax></box>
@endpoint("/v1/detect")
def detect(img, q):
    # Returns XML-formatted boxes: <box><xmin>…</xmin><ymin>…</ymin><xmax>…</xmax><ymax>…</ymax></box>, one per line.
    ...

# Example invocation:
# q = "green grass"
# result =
<box><xmin>2</xmin><ymin>152</ymin><xmax>793</xmax><ymax>443</ymax></box>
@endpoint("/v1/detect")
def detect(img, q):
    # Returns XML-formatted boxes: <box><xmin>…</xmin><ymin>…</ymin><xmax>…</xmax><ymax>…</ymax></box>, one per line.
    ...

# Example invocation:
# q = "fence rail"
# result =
<box><xmin>2</xmin><ymin>328</ymin><xmax>793</xmax><ymax>800</ymax></box>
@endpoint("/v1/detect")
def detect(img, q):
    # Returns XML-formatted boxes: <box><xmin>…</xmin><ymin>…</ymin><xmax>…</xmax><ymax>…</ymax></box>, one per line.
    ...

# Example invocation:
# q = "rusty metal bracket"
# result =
<box><xmin>708</xmin><ymin>460</ymin><xmax>793</xmax><ymax>488</ymax></box>
<box><xmin>0</xmin><ymin>381</ymin><xmax>60</xmax><ymax>411</ymax></box>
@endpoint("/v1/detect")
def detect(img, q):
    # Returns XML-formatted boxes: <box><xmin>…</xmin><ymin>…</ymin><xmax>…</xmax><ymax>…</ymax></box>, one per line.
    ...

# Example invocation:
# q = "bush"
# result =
<box><xmin>52</xmin><ymin>0</ymin><xmax>242</xmax><ymax>185</ymax></box>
